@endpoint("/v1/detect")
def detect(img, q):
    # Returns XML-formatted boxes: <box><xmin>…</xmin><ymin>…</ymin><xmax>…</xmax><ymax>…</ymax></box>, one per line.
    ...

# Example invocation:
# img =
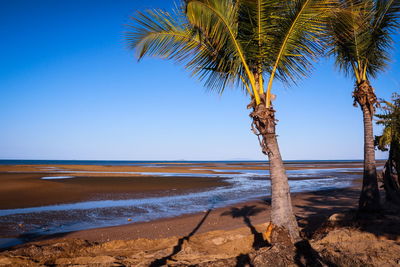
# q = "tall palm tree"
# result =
<box><xmin>375</xmin><ymin>93</ymin><xmax>400</xmax><ymax>205</ymax></box>
<box><xmin>126</xmin><ymin>0</ymin><xmax>333</xmax><ymax>240</ymax></box>
<box><xmin>328</xmin><ymin>0</ymin><xmax>400</xmax><ymax>213</ymax></box>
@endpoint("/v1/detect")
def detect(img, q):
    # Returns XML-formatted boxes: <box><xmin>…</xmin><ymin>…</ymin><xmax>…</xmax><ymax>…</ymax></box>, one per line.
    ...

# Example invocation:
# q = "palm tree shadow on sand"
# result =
<box><xmin>221</xmin><ymin>205</ymin><xmax>269</xmax><ymax>250</ymax></box>
<box><xmin>149</xmin><ymin>209</ymin><xmax>212</xmax><ymax>267</ymax></box>
<box><xmin>221</xmin><ymin>204</ymin><xmax>331</xmax><ymax>266</ymax></box>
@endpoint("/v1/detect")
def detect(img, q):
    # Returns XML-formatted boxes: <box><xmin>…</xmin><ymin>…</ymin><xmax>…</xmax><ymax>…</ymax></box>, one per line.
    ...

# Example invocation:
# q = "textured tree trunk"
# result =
<box><xmin>353</xmin><ymin>80</ymin><xmax>381</xmax><ymax>213</ymax></box>
<box><xmin>249</xmin><ymin>99</ymin><xmax>299</xmax><ymax>241</ymax></box>
<box><xmin>264</xmin><ymin>128</ymin><xmax>299</xmax><ymax>239</ymax></box>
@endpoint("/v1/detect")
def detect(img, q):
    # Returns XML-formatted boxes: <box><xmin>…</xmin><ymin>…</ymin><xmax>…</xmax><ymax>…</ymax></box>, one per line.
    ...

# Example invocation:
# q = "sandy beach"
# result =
<box><xmin>53</xmin><ymin>186</ymin><xmax>361</xmax><ymax>243</ymax></box>
<box><xmin>3</xmin><ymin>182</ymin><xmax>400</xmax><ymax>267</ymax></box>
<box><xmin>0</xmin><ymin>161</ymin><xmax>373</xmax><ymax>247</ymax></box>
<box><xmin>1</xmin><ymin>161</ymin><xmax>400</xmax><ymax>267</ymax></box>
<box><xmin>0</xmin><ymin>161</ymin><xmax>374</xmax><ymax>209</ymax></box>
<box><xmin>0</xmin><ymin>173</ymin><xmax>229</xmax><ymax>209</ymax></box>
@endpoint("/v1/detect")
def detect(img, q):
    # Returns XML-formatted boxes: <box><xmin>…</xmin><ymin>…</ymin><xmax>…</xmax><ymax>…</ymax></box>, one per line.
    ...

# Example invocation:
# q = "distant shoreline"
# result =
<box><xmin>0</xmin><ymin>159</ymin><xmax>386</xmax><ymax>166</ymax></box>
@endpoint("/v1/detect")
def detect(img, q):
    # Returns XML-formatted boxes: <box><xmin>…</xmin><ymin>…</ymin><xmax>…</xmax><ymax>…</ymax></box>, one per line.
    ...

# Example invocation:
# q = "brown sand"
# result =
<box><xmin>28</xmin><ymin>186</ymin><xmax>360</xmax><ymax>243</ymax></box>
<box><xmin>0</xmin><ymin>173</ymin><xmax>229</xmax><ymax>209</ymax></box>
<box><xmin>0</xmin><ymin>164</ymin><xmax>239</xmax><ymax>175</ymax></box>
<box><xmin>0</xmin><ymin>160</ymin><xmax>385</xmax><ymax>175</ymax></box>
<box><xmin>4</xmin><ymin>170</ymin><xmax>399</xmax><ymax>267</ymax></box>
<box><xmin>2</xmin><ymin>209</ymin><xmax>400</xmax><ymax>267</ymax></box>
<box><xmin>0</xmin><ymin>161</ymin><xmax>371</xmax><ymax>209</ymax></box>
<box><xmin>0</xmin><ymin>162</ymin><xmax>397</xmax><ymax>266</ymax></box>
<box><xmin>1</xmin><ymin>186</ymin><xmax>379</xmax><ymax>267</ymax></box>
<box><xmin>0</xmin><ymin>162</ymin><xmax>365</xmax><ymax>237</ymax></box>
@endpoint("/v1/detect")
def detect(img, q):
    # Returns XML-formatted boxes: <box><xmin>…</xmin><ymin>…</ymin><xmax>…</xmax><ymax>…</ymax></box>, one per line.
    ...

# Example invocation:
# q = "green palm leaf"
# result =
<box><xmin>329</xmin><ymin>0</ymin><xmax>400</xmax><ymax>82</ymax></box>
<box><xmin>365</xmin><ymin>0</ymin><xmax>400</xmax><ymax>78</ymax></box>
<box><xmin>127</xmin><ymin>0</ymin><xmax>335</xmax><ymax>106</ymax></box>
<box><xmin>126</xmin><ymin>6</ymin><xmax>249</xmax><ymax>95</ymax></box>
<box><xmin>264</xmin><ymin>0</ymin><xmax>336</xmax><ymax>106</ymax></box>
<box><xmin>186</xmin><ymin>0</ymin><xmax>261</xmax><ymax>102</ymax></box>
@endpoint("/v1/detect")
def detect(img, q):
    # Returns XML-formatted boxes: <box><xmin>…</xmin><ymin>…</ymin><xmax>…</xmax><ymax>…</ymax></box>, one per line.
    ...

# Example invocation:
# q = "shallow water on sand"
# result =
<box><xmin>0</xmin><ymin>161</ymin><xmax>368</xmax><ymax>249</ymax></box>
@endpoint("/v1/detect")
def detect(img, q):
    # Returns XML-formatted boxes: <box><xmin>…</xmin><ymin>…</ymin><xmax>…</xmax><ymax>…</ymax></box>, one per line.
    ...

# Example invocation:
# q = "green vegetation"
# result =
<box><xmin>376</xmin><ymin>93</ymin><xmax>400</xmax><ymax>205</ymax></box>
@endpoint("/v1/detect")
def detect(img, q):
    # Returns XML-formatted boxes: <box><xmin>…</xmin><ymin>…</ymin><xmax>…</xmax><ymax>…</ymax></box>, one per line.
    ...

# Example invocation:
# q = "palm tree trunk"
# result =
<box><xmin>358</xmin><ymin>103</ymin><xmax>381</xmax><ymax>212</ymax></box>
<box><xmin>354</xmin><ymin>80</ymin><xmax>381</xmax><ymax>213</ymax></box>
<box><xmin>264</xmin><ymin>130</ymin><xmax>299</xmax><ymax>239</ymax></box>
<box><xmin>249</xmin><ymin>102</ymin><xmax>299</xmax><ymax>241</ymax></box>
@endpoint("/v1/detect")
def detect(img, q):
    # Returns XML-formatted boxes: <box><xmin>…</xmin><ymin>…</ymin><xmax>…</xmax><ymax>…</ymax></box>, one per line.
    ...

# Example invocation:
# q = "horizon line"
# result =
<box><xmin>0</xmin><ymin>158</ymin><xmax>387</xmax><ymax>162</ymax></box>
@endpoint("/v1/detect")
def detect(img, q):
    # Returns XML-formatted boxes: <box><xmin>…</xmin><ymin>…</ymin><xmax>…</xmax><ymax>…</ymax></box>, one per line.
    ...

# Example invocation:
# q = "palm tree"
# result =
<box><xmin>328</xmin><ymin>0</ymin><xmax>400</xmax><ymax>213</ymax></box>
<box><xmin>375</xmin><ymin>93</ymin><xmax>400</xmax><ymax>205</ymax></box>
<box><xmin>126</xmin><ymin>0</ymin><xmax>333</xmax><ymax>240</ymax></box>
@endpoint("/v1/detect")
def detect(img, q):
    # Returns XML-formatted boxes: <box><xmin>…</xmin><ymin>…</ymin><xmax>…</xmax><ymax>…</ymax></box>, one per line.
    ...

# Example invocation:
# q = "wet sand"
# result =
<box><xmin>0</xmin><ymin>161</ymin><xmax>394</xmax><ymax>266</ymax></box>
<box><xmin>0</xmin><ymin>173</ymin><xmax>229</xmax><ymax>209</ymax></box>
<box><xmin>0</xmin><ymin>160</ymin><xmax>383</xmax><ymax>174</ymax></box>
<box><xmin>5</xmin><ymin>186</ymin><xmax>362</xmax><ymax>248</ymax></box>
<box><xmin>0</xmin><ymin>161</ymin><xmax>376</xmax><ymax>210</ymax></box>
<box><xmin>0</xmin><ymin>161</ymin><xmax>381</xmax><ymax>250</ymax></box>
<box><xmin>2</xmin><ymin>185</ymin><xmax>399</xmax><ymax>267</ymax></box>
<box><xmin>62</xmin><ymin>186</ymin><xmax>359</xmax><ymax>242</ymax></box>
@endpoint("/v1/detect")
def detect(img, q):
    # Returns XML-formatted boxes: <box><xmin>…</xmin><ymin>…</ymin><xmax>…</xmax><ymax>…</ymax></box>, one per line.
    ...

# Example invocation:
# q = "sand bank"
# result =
<box><xmin>1</xmin><ymin>186</ymin><xmax>361</xmax><ymax>248</ymax></box>
<box><xmin>0</xmin><ymin>173</ymin><xmax>229</xmax><ymax>209</ymax></box>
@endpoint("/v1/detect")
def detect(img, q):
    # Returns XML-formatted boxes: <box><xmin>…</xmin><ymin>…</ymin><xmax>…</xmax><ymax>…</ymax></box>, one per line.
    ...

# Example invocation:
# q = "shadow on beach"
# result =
<box><xmin>149</xmin><ymin>208</ymin><xmax>213</xmax><ymax>267</ymax></box>
<box><xmin>293</xmin><ymin>188</ymin><xmax>360</xmax><ymax>238</ymax></box>
<box><xmin>0</xmin><ymin>230</ymin><xmax>76</xmax><ymax>252</ymax></box>
<box><xmin>292</xmin><ymin>187</ymin><xmax>400</xmax><ymax>241</ymax></box>
<box><xmin>221</xmin><ymin>205</ymin><xmax>269</xmax><ymax>250</ymax></box>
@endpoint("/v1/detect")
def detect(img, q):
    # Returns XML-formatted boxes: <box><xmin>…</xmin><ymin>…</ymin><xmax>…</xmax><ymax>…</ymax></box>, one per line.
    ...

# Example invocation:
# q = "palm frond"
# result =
<box><xmin>126</xmin><ymin>0</ymin><xmax>336</xmax><ymax>104</ymax></box>
<box><xmin>329</xmin><ymin>0</ymin><xmax>400</xmax><ymax>82</ymax></box>
<box><xmin>125</xmin><ymin>5</ymin><xmax>245</xmax><ymax>95</ymax></box>
<box><xmin>328</xmin><ymin>0</ymin><xmax>369</xmax><ymax>79</ymax></box>
<box><xmin>186</xmin><ymin>0</ymin><xmax>261</xmax><ymax>102</ymax></box>
<box><xmin>264</xmin><ymin>0</ymin><xmax>336</xmax><ymax>105</ymax></box>
<box><xmin>236</xmin><ymin>0</ymin><xmax>279</xmax><ymax>93</ymax></box>
<box><xmin>364</xmin><ymin>0</ymin><xmax>400</xmax><ymax>78</ymax></box>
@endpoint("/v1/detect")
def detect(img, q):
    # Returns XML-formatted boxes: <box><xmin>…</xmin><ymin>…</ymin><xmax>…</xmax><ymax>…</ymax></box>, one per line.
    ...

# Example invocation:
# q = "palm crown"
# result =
<box><xmin>126</xmin><ymin>0</ymin><xmax>340</xmax><ymax>239</ymax></box>
<box><xmin>329</xmin><ymin>0</ymin><xmax>400</xmax><ymax>83</ymax></box>
<box><xmin>126</xmin><ymin>0</ymin><xmax>334</xmax><ymax>107</ymax></box>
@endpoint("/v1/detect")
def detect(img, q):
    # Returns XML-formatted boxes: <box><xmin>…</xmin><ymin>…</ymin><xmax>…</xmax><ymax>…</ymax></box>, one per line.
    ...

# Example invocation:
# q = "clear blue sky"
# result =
<box><xmin>0</xmin><ymin>0</ymin><xmax>398</xmax><ymax>160</ymax></box>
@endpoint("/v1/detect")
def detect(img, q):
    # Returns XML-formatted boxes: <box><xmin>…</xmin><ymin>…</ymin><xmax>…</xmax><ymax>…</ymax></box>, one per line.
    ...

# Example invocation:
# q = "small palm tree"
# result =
<box><xmin>328</xmin><ymin>0</ymin><xmax>400</xmax><ymax>213</ymax></box>
<box><xmin>375</xmin><ymin>93</ymin><xmax>400</xmax><ymax>205</ymax></box>
<box><xmin>126</xmin><ymin>0</ymin><xmax>333</xmax><ymax>240</ymax></box>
